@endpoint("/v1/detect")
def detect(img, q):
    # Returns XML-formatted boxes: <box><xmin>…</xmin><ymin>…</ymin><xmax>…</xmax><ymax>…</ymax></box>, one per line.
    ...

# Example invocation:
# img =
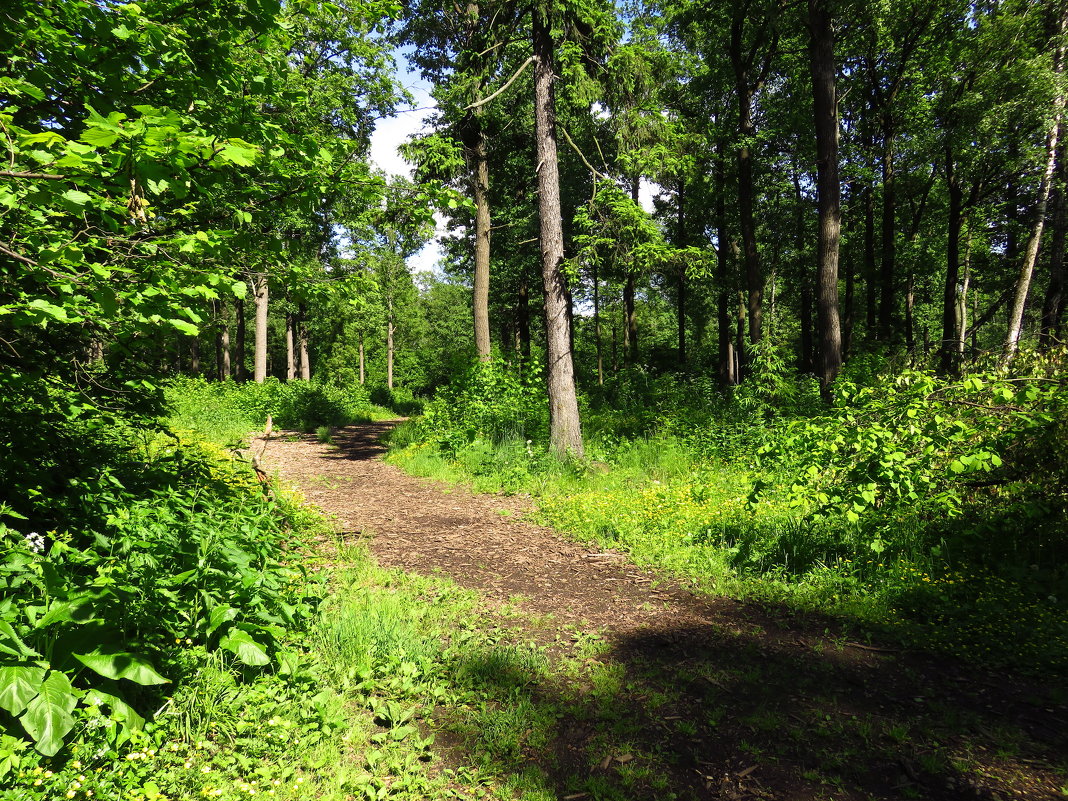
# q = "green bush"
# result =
<box><xmin>414</xmin><ymin>358</ymin><xmax>547</xmax><ymax>456</ymax></box>
<box><xmin>0</xmin><ymin>373</ymin><xmax>317</xmax><ymax>759</ymax></box>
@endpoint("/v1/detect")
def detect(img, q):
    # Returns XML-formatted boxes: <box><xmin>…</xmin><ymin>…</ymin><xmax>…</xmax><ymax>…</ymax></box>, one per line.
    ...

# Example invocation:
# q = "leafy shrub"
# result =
<box><xmin>414</xmin><ymin>359</ymin><xmax>547</xmax><ymax>456</ymax></box>
<box><xmin>0</xmin><ymin>374</ymin><xmax>316</xmax><ymax>759</ymax></box>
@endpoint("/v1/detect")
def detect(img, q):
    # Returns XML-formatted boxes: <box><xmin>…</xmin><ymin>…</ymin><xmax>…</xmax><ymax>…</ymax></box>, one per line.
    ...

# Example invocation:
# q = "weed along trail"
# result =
<box><xmin>261</xmin><ymin>422</ymin><xmax>1068</xmax><ymax>801</ymax></box>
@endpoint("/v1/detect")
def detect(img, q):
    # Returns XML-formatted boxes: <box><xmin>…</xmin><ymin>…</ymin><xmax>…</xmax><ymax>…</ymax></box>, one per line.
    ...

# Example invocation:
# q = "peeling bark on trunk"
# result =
<box><xmin>532</xmin><ymin>7</ymin><xmax>583</xmax><ymax>457</ymax></box>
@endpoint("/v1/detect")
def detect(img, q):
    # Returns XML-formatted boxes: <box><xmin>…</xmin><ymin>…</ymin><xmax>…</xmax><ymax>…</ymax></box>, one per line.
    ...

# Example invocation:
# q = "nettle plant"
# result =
<box><xmin>759</xmin><ymin>369</ymin><xmax>1065</xmax><ymax>552</ymax></box>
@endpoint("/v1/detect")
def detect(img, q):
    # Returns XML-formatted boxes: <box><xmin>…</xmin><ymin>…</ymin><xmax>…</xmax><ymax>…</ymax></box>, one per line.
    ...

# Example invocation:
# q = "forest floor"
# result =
<box><xmin>259</xmin><ymin>422</ymin><xmax>1068</xmax><ymax>801</ymax></box>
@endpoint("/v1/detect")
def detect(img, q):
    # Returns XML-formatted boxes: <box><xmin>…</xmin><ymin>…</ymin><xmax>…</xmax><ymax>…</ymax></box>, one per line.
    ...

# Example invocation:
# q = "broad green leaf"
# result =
<box><xmin>0</xmin><ymin>666</ymin><xmax>45</xmax><ymax>717</ymax></box>
<box><xmin>168</xmin><ymin>318</ymin><xmax>199</xmax><ymax>335</ymax></box>
<box><xmin>206</xmin><ymin>605</ymin><xmax>238</xmax><ymax>636</ymax></box>
<box><xmin>220</xmin><ymin>143</ymin><xmax>258</xmax><ymax>166</ymax></box>
<box><xmin>219</xmin><ymin>629</ymin><xmax>269</xmax><ymax>666</ymax></box>
<box><xmin>0</xmin><ymin>620</ymin><xmax>40</xmax><ymax>658</ymax></box>
<box><xmin>80</xmin><ymin>127</ymin><xmax>120</xmax><ymax>148</ymax></box>
<box><xmin>73</xmin><ymin>647</ymin><xmax>169</xmax><ymax>685</ymax></box>
<box><xmin>231</xmin><ymin>281</ymin><xmax>248</xmax><ymax>299</ymax></box>
<box><xmin>20</xmin><ymin>671</ymin><xmax>78</xmax><ymax>756</ymax></box>
<box><xmin>26</xmin><ymin>298</ymin><xmax>71</xmax><ymax>322</ymax></box>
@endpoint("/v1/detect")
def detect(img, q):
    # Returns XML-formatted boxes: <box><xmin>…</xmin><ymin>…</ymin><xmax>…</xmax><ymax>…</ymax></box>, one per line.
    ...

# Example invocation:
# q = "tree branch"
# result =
<box><xmin>464</xmin><ymin>56</ymin><xmax>534</xmax><ymax>110</ymax></box>
<box><xmin>0</xmin><ymin>170</ymin><xmax>65</xmax><ymax>180</ymax></box>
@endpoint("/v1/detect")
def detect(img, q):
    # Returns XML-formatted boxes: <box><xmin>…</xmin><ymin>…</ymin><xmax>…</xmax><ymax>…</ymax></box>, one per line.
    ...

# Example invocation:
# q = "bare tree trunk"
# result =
<box><xmin>533</xmin><ymin>6</ymin><xmax>583</xmax><ymax>457</ymax></box>
<box><xmin>593</xmin><ymin>260</ymin><xmax>603</xmax><ymax>385</ymax></box>
<box><xmin>864</xmin><ymin>178</ymin><xmax>877</xmax><ymax>336</ymax></box>
<box><xmin>472</xmin><ymin>128</ymin><xmax>492</xmax><ymax>361</ymax></box>
<box><xmin>213</xmin><ymin>300</ymin><xmax>224</xmax><ymax>381</ymax></box>
<box><xmin>735</xmin><ymin>290</ymin><xmax>746</xmax><ymax>380</ymax></box>
<box><xmin>518</xmin><ymin>277</ymin><xmax>531</xmax><ymax>362</ymax></box>
<box><xmin>905</xmin><ymin>271</ymin><xmax>916</xmax><ymax>354</ymax></box>
<box><xmin>235</xmin><ymin>295</ymin><xmax>247</xmax><ymax>382</ymax></box>
<box><xmin>878</xmin><ymin>113</ymin><xmax>896</xmax><ymax>341</ymax></box>
<box><xmin>188</xmin><ymin>335</ymin><xmax>200</xmax><ymax>375</ymax></box>
<box><xmin>358</xmin><ymin>334</ymin><xmax>365</xmax><ymax>385</ymax></box>
<box><xmin>253</xmin><ymin>272</ymin><xmax>268</xmax><ymax>384</ymax></box>
<box><xmin>285</xmin><ymin>312</ymin><xmax>296</xmax><ymax>381</ymax></box>
<box><xmin>809</xmin><ymin>0</ymin><xmax>842</xmax><ymax>394</ymax></box>
<box><xmin>716</xmin><ymin>142</ymin><xmax>735</xmax><ymax>385</ymax></box>
<box><xmin>386</xmin><ymin>297</ymin><xmax>394</xmax><ymax>390</ymax></box>
<box><xmin>298</xmin><ymin>303</ymin><xmax>310</xmax><ymax>380</ymax></box>
<box><xmin>941</xmin><ymin>153</ymin><xmax>964</xmax><ymax>374</ymax></box>
<box><xmin>794</xmin><ymin>171</ymin><xmax>813</xmax><ymax>373</ymax></box>
<box><xmin>957</xmin><ymin>227</ymin><xmax>972</xmax><ymax>355</ymax></box>
<box><xmin>676</xmin><ymin>177</ymin><xmax>687</xmax><ymax>365</ymax></box>
<box><xmin>625</xmin><ymin>176</ymin><xmax>640</xmax><ymax>364</ymax></box>
<box><xmin>1005</xmin><ymin>15</ymin><xmax>1066</xmax><ymax>362</ymax></box>
<box><xmin>1041</xmin><ymin>156</ymin><xmax>1067</xmax><ymax>348</ymax></box>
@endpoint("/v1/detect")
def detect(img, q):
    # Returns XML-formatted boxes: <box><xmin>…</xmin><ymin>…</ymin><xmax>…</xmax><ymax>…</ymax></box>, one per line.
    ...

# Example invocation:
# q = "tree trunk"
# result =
<box><xmin>623</xmin><ymin>276</ymin><xmax>637</xmax><ymax>363</ymax></box>
<box><xmin>1040</xmin><ymin>155</ymin><xmax>1066</xmax><ymax>347</ymax></box>
<box><xmin>253</xmin><ymin>272</ymin><xmax>268</xmax><ymax>384</ymax></box>
<box><xmin>593</xmin><ymin>260</ymin><xmax>603</xmax><ymax>385</ymax></box>
<box><xmin>386</xmin><ymin>297</ymin><xmax>394</xmax><ymax>390</ymax></box>
<box><xmin>235</xmin><ymin>295</ymin><xmax>246</xmax><ymax>382</ymax></box>
<box><xmin>905</xmin><ymin>271</ymin><xmax>916</xmax><ymax>354</ymax></box>
<box><xmin>878</xmin><ymin>113</ymin><xmax>896</xmax><ymax>342</ymax></box>
<box><xmin>809</xmin><ymin>0</ymin><xmax>842</xmax><ymax>394</ymax></box>
<box><xmin>214</xmin><ymin>299</ymin><xmax>226</xmax><ymax>381</ymax></box>
<box><xmin>518</xmin><ymin>277</ymin><xmax>531</xmax><ymax>362</ymax></box>
<box><xmin>298</xmin><ymin>303</ymin><xmax>310</xmax><ymax>380</ymax></box>
<box><xmin>189</xmin><ymin>335</ymin><xmax>200</xmax><ymax>375</ymax></box>
<box><xmin>735</xmin><ymin>290</ymin><xmax>746</xmax><ymax>380</ymax></box>
<box><xmin>864</xmin><ymin>178</ymin><xmax>877</xmax><ymax>336</ymax></box>
<box><xmin>794</xmin><ymin>171</ymin><xmax>813</xmax><ymax>373</ymax></box>
<box><xmin>676</xmin><ymin>177</ymin><xmax>687</xmax><ymax>365</ymax></box>
<box><xmin>1004</xmin><ymin>15</ymin><xmax>1066</xmax><ymax>362</ymax></box>
<box><xmin>716</xmin><ymin>142</ymin><xmax>735</xmax><ymax>385</ymax></box>
<box><xmin>532</xmin><ymin>6</ymin><xmax>583</xmax><ymax>457</ymax></box>
<box><xmin>941</xmin><ymin>152</ymin><xmax>963</xmax><ymax>374</ymax></box>
<box><xmin>472</xmin><ymin>126</ymin><xmax>492</xmax><ymax>361</ymax></box>
<box><xmin>625</xmin><ymin>176</ymin><xmax>640</xmax><ymax>364</ymax></box>
<box><xmin>285</xmin><ymin>312</ymin><xmax>296</xmax><ymax>381</ymax></box>
<box><xmin>359</xmin><ymin>334</ymin><xmax>365</xmax><ymax>385</ymax></box>
<box><xmin>731</xmin><ymin>39</ymin><xmax>763</xmax><ymax>346</ymax></box>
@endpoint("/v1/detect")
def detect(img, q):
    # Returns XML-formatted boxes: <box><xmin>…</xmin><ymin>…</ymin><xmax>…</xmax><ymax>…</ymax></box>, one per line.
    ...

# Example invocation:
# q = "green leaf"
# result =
<box><xmin>80</xmin><ymin>127</ymin><xmax>120</xmax><ymax>148</ymax></box>
<box><xmin>220</xmin><ymin>143</ymin><xmax>258</xmax><ymax>167</ymax></box>
<box><xmin>20</xmin><ymin>671</ymin><xmax>78</xmax><ymax>756</ymax></box>
<box><xmin>0</xmin><ymin>620</ymin><xmax>40</xmax><ymax>659</ymax></box>
<box><xmin>168</xmin><ymin>318</ymin><xmax>199</xmax><ymax>335</ymax></box>
<box><xmin>73</xmin><ymin>647</ymin><xmax>169</xmax><ymax>685</ymax></box>
<box><xmin>206</xmin><ymin>605</ymin><xmax>238</xmax><ymax>636</ymax></box>
<box><xmin>0</xmin><ymin>666</ymin><xmax>46</xmax><ymax>717</ymax></box>
<box><xmin>219</xmin><ymin>629</ymin><xmax>270</xmax><ymax>666</ymax></box>
<box><xmin>231</xmin><ymin>281</ymin><xmax>248</xmax><ymax>299</ymax></box>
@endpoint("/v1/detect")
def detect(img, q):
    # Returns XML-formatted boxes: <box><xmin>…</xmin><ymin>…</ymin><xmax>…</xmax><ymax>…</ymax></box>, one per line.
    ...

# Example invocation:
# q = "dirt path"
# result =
<box><xmin>260</xmin><ymin>422</ymin><xmax>1067</xmax><ymax>801</ymax></box>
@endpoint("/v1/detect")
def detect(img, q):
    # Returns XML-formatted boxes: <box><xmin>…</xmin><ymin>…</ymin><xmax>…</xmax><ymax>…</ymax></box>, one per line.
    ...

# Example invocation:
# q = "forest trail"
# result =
<box><xmin>259</xmin><ymin>422</ymin><xmax>1068</xmax><ymax>801</ymax></box>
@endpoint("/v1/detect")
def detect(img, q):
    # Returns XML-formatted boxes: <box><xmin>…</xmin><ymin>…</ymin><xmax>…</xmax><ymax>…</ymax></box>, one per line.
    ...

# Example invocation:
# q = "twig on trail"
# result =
<box><xmin>845</xmin><ymin>641</ymin><xmax>899</xmax><ymax>653</ymax></box>
<box><xmin>251</xmin><ymin>414</ymin><xmax>273</xmax><ymax>484</ymax></box>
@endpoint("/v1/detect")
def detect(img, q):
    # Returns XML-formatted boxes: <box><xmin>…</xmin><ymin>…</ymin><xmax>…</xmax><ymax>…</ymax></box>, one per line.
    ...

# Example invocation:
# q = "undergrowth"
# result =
<box><xmin>164</xmin><ymin>376</ymin><xmax>394</xmax><ymax>447</ymax></box>
<box><xmin>387</xmin><ymin>354</ymin><xmax>1068</xmax><ymax>674</ymax></box>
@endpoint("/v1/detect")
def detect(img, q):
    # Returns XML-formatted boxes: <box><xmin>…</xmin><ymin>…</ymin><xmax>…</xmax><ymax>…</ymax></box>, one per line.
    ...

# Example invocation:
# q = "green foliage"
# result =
<box><xmin>0</xmin><ymin>375</ymin><xmax>316</xmax><ymax>759</ymax></box>
<box><xmin>165</xmin><ymin>377</ymin><xmax>380</xmax><ymax>441</ymax></box>
<box><xmin>415</xmin><ymin>358</ymin><xmax>548</xmax><ymax>456</ymax></box>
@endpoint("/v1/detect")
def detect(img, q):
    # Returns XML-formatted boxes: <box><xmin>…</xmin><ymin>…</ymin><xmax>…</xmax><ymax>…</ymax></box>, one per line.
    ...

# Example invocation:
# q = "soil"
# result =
<box><xmin>259</xmin><ymin>422</ymin><xmax>1068</xmax><ymax>801</ymax></box>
